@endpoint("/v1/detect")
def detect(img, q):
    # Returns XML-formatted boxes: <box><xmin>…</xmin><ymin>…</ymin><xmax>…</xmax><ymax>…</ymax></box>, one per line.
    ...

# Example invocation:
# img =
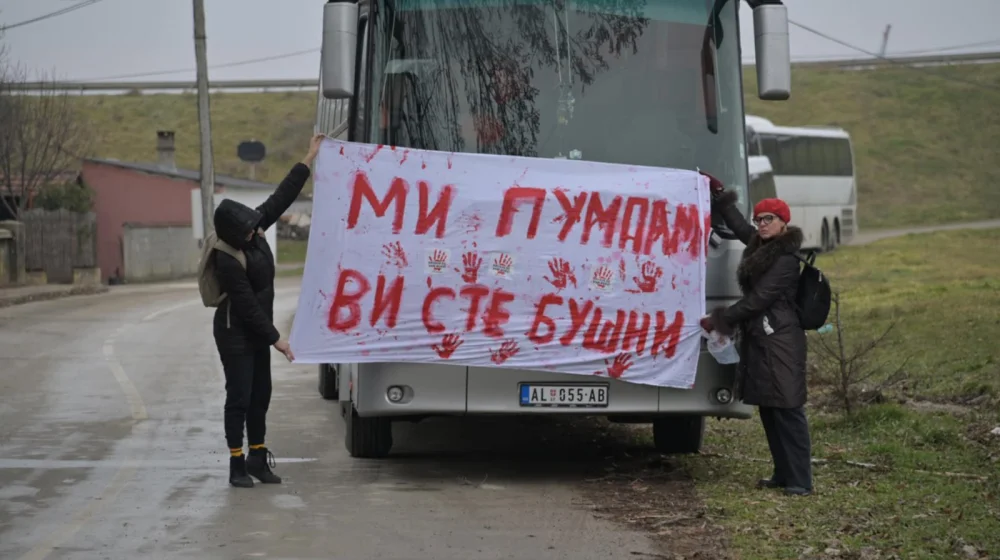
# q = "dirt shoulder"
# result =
<box><xmin>572</xmin><ymin>419</ymin><xmax>732</xmax><ymax>560</ymax></box>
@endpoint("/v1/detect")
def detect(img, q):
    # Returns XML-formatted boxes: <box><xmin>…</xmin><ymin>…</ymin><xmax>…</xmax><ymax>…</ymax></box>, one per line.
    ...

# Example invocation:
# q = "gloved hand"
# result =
<box><xmin>699</xmin><ymin>170</ymin><xmax>725</xmax><ymax>194</ymax></box>
<box><xmin>699</xmin><ymin>315</ymin><xmax>715</xmax><ymax>333</ymax></box>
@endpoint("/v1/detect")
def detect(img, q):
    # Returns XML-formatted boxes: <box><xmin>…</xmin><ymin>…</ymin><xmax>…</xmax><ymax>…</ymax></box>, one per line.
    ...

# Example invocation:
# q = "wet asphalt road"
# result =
<box><xmin>0</xmin><ymin>280</ymin><xmax>661</xmax><ymax>560</ymax></box>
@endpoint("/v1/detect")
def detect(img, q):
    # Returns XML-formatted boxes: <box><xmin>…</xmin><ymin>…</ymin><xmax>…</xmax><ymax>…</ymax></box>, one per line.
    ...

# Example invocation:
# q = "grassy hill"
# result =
<box><xmin>69</xmin><ymin>62</ymin><xmax>1000</xmax><ymax>229</ymax></box>
<box><xmin>744</xmin><ymin>63</ymin><xmax>1000</xmax><ymax>229</ymax></box>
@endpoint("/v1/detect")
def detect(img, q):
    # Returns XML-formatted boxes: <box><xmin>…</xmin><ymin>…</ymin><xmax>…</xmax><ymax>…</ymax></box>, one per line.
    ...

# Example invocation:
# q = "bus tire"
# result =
<box><xmin>318</xmin><ymin>363</ymin><xmax>339</xmax><ymax>400</ymax></box>
<box><xmin>652</xmin><ymin>415</ymin><xmax>705</xmax><ymax>454</ymax></box>
<box><xmin>821</xmin><ymin>220</ymin><xmax>831</xmax><ymax>252</ymax></box>
<box><xmin>343</xmin><ymin>404</ymin><xmax>393</xmax><ymax>458</ymax></box>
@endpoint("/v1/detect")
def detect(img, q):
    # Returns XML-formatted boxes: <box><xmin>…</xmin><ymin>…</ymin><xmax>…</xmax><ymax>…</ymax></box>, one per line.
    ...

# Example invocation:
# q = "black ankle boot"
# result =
<box><xmin>229</xmin><ymin>455</ymin><xmax>254</xmax><ymax>488</ymax></box>
<box><xmin>247</xmin><ymin>447</ymin><xmax>282</xmax><ymax>484</ymax></box>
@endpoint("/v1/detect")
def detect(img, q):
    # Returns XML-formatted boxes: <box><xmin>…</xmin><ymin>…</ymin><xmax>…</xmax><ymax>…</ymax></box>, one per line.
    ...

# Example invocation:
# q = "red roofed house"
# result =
<box><xmin>81</xmin><ymin>131</ymin><xmax>281</xmax><ymax>283</ymax></box>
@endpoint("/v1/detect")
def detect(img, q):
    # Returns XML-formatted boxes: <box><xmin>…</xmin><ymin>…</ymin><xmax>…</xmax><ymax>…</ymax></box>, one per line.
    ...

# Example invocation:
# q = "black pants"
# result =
<box><xmin>221</xmin><ymin>347</ymin><xmax>272</xmax><ymax>450</ymax></box>
<box><xmin>758</xmin><ymin>406</ymin><xmax>813</xmax><ymax>490</ymax></box>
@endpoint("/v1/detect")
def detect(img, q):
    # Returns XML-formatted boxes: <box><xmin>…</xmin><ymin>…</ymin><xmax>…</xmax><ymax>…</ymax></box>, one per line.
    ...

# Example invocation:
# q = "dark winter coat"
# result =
<box><xmin>710</xmin><ymin>190</ymin><xmax>808</xmax><ymax>409</ymax></box>
<box><xmin>212</xmin><ymin>163</ymin><xmax>311</xmax><ymax>355</ymax></box>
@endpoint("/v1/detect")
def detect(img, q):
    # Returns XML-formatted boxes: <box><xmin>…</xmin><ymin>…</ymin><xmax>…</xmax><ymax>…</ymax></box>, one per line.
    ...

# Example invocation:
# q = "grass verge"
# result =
<box><xmin>812</xmin><ymin>229</ymin><xmax>1000</xmax><ymax>402</ymax></box>
<box><xmin>673</xmin><ymin>229</ymin><xmax>1000</xmax><ymax>559</ymax></box>
<box><xmin>277</xmin><ymin>238</ymin><xmax>308</xmax><ymax>265</ymax></box>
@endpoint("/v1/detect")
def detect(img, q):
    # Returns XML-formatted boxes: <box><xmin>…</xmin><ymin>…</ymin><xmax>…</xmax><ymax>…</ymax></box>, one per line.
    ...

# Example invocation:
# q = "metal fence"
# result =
<box><xmin>21</xmin><ymin>209</ymin><xmax>97</xmax><ymax>283</ymax></box>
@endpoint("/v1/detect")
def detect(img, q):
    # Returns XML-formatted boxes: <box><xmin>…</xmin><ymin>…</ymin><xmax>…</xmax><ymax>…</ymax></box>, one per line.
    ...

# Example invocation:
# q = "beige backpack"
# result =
<box><xmin>197</xmin><ymin>230</ymin><xmax>247</xmax><ymax>307</ymax></box>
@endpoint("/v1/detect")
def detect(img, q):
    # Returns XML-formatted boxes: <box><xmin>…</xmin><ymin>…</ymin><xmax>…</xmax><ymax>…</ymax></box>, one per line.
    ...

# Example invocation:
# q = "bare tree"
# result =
<box><xmin>812</xmin><ymin>290</ymin><xmax>910</xmax><ymax>414</ymax></box>
<box><xmin>0</xmin><ymin>39</ymin><xmax>89</xmax><ymax>219</ymax></box>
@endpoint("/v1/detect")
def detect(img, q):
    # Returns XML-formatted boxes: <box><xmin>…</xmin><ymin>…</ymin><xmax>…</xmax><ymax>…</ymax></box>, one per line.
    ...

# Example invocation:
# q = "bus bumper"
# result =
<box><xmin>345</xmin><ymin>352</ymin><xmax>753</xmax><ymax>420</ymax></box>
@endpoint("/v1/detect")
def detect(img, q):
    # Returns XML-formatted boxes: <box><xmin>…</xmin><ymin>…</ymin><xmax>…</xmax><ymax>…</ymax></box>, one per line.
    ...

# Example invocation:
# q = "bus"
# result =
<box><xmin>314</xmin><ymin>0</ymin><xmax>794</xmax><ymax>458</ymax></box>
<box><xmin>747</xmin><ymin>155</ymin><xmax>778</xmax><ymax>205</ymax></box>
<box><xmin>744</xmin><ymin>114</ymin><xmax>858</xmax><ymax>251</ymax></box>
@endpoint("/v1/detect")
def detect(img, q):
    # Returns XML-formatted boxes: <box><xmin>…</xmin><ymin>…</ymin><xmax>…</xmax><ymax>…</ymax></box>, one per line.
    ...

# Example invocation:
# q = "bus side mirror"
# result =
<box><xmin>752</xmin><ymin>3</ymin><xmax>791</xmax><ymax>100</ymax></box>
<box><xmin>321</xmin><ymin>0</ymin><xmax>360</xmax><ymax>100</ymax></box>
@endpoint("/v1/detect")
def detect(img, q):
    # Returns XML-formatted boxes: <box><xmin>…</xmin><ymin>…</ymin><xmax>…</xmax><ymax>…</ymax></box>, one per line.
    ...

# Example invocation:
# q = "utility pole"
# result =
<box><xmin>879</xmin><ymin>24</ymin><xmax>892</xmax><ymax>58</ymax></box>
<box><xmin>193</xmin><ymin>0</ymin><xmax>215</xmax><ymax>240</ymax></box>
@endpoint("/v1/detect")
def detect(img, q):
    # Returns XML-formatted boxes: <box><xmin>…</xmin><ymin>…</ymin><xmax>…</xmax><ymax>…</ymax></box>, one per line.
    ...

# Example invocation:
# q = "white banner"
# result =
<box><xmin>290</xmin><ymin>140</ymin><xmax>711</xmax><ymax>389</ymax></box>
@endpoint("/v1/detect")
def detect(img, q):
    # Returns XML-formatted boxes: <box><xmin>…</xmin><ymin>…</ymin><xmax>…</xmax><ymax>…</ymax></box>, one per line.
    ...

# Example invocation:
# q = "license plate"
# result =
<box><xmin>518</xmin><ymin>384</ymin><xmax>609</xmax><ymax>408</ymax></box>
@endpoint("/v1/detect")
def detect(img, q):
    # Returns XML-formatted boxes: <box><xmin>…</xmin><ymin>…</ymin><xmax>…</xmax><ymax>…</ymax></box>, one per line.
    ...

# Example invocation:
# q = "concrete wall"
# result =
<box><xmin>82</xmin><ymin>161</ymin><xmax>196</xmax><ymax>283</ymax></box>
<box><xmin>122</xmin><ymin>223</ymin><xmax>200</xmax><ymax>283</ymax></box>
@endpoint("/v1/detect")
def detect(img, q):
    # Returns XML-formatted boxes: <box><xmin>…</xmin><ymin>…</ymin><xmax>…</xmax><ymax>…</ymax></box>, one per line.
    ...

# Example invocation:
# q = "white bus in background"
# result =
<box><xmin>744</xmin><ymin>115</ymin><xmax>857</xmax><ymax>251</ymax></box>
<box><xmin>747</xmin><ymin>154</ymin><xmax>778</xmax><ymax>206</ymax></box>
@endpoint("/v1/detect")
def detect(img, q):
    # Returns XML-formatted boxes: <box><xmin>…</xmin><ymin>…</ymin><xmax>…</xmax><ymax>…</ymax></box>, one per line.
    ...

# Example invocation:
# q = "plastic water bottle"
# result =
<box><xmin>817</xmin><ymin>324</ymin><xmax>834</xmax><ymax>334</ymax></box>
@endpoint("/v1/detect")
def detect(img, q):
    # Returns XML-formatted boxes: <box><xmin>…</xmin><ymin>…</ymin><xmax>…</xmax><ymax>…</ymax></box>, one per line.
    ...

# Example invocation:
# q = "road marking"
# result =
<box><xmin>141</xmin><ymin>286</ymin><xmax>301</xmax><ymax>323</ymax></box>
<box><xmin>0</xmin><ymin>458</ymin><xmax>318</xmax><ymax>469</ymax></box>
<box><xmin>15</xmin><ymin>459</ymin><xmax>139</xmax><ymax>560</ymax></box>
<box><xmin>18</xmin><ymin>308</ymin><xmax>155</xmax><ymax>560</ymax></box>
<box><xmin>102</xmin><ymin>327</ymin><xmax>148</xmax><ymax>421</ymax></box>
<box><xmin>141</xmin><ymin>299</ymin><xmax>201</xmax><ymax>322</ymax></box>
<box><xmin>16</xmin><ymin>286</ymin><xmax>305</xmax><ymax>560</ymax></box>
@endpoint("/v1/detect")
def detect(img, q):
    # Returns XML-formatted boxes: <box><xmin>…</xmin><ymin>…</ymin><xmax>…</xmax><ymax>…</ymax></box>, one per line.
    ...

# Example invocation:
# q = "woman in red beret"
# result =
<box><xmin>700</xmin><ymin>172</ymin><xmax>813</xmax><ymax>497</ymax></box>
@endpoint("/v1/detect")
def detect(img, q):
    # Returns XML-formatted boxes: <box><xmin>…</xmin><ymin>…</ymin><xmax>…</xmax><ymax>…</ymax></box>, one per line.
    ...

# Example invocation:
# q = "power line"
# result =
<box><xmin>788</xmin><ymin>19</ymin><xmax>997</xmax><ymax>93</ymax></box>
<box><xmin>0</xmin><ymin>0</ymin><xmax>106</xmax><ymax>32</ymax></box>
<box><xmin>788</xmin><ymin>39</ymin><xmax>1000</xmax><ymax>63</ymax></box>
<box><xmin>75</xmin><ymin>47</ymin><xmax>319</xmax><ymax>82</ymax></box>
<box><xmin>80</xmin><ymin>32</ymin><xmax>999</xmax><ymax>85</ymax></box>
<box><xmin>11</xmin><ymin>10</ymin><xmax>997</xmax><ymax>89</ymax></box>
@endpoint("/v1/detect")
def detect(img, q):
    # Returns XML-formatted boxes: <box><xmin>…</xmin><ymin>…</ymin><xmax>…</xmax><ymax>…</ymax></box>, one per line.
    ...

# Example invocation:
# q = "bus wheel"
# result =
<box><xmin>343</xmin><ymin>403</ymin><xmax>393</xmax><ymax>458</ymax></box>
<box><xmin>652</xmin><ymin>415</ymin><xmax>705</xmax><ymax>454</ymax></box>
<box><xmin>318</xmin><ymin>364</ymin><xmax>339</xmax><ymax>400</ymax></box>
<box><xmin>821</xmin><ymin>221</ymin><xmax>831</xmax><ymax>252</ymax></box>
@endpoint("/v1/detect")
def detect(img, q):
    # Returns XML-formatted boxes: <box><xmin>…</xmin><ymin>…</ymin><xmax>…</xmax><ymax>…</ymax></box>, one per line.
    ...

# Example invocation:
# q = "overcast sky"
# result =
<box><xmin>2</xmin><ymin>0</ymin><xmax>998</xmax><ymax>82</ymax></box>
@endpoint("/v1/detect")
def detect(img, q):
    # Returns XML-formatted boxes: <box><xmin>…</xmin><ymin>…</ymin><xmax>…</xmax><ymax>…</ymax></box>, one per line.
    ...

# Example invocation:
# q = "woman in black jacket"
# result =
<box><xmin>213</xmin><ymin>133</ymin><xmax>323</xmax><ymax>488</ymax></box>
<box><xmin>700</xmin><ymin>173</ymin><xmax>813</xmax><ymax>496</ymax></box>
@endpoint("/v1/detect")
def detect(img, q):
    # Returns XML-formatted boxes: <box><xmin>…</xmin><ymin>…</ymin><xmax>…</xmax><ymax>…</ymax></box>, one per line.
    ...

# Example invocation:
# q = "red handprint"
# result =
<box><xmin>544</xmin><ymin>257</ymin><xmax>577</xmax><ymax>290</ymax></box>
<box><xmin>490</xmin><ymin>338</ymin><xmax>520</xmax><ymax>365</ymax></box>
<box><xmin>605</xmin><ymin>353</ymin><xmax>633</xmax><ymax>379</ymax></box>
<box><xmin>381</xmin><ymin>241</ymin><xmax>409</xmax><ymax>267</ymax></box>
<box><xmin>492</xmin><ymin>253</ymin><xmax>514</xmax><ymax>277</ymax></box>
<box><xmin>428</xmin><ymin>249</ymin><xmax>448</xmax><ymax>273</ymax></box>
<box><xmin>632</xmin><ymin>261</ymin><xmax>663</xmax><ymax>293</ymax></box>
<box><xmin>456</xmin><ymin>252</ymin><xmax>482</xmax><ymax>283</ymax></box>
<box><xmin>432</xmin><ymin>334</ymin><xmax>463</xmax><ymax>359</ymax></box>
<box><xmin>591</xmin><ymin>265</ymin><xmax>613</xmax><ymax>290</ymax></box>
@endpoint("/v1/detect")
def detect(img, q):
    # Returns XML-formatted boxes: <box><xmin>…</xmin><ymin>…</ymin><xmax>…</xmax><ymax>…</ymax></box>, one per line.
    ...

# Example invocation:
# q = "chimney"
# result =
<box><xmin>156</xmin><ymin>130</ymin><xmax>176</xmax><ymax>171</ymax></box>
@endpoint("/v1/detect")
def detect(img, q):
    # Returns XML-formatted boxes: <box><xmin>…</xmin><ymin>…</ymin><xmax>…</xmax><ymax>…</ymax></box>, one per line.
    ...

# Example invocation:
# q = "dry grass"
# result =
<box><xmin>669</xmin><ymin>229</ymin><xmax>1000</xmax><ymax>560</ymax></box>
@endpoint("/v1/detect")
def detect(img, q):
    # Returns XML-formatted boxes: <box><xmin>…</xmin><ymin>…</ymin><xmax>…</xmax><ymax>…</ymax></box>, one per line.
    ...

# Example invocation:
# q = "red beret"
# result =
<box><xmin>753</xmin><ymin>198</ymin><xmax>790</xmax><ymax>224</ymax></box>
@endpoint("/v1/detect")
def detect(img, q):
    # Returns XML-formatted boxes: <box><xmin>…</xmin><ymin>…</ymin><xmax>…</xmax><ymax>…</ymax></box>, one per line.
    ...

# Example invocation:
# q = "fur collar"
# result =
<box><xmin>736</xmin><ymin>226</ymin><xmax>803</xmax><ymax>293</ymax></box>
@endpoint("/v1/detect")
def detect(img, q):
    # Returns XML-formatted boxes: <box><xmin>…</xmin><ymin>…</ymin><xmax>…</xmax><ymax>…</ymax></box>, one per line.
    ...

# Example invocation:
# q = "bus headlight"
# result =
<box><xmin>715</xmin><ymin>388</ymin><xmax>733</xmax><ymax>404</ymax></box>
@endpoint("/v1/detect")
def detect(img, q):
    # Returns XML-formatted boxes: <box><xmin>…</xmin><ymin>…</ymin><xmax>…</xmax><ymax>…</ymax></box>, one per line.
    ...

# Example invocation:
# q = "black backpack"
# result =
<box><xmin>792</xmin><ymin>251</ymin><xmax>832</xmax><ymax>331</ymax></box>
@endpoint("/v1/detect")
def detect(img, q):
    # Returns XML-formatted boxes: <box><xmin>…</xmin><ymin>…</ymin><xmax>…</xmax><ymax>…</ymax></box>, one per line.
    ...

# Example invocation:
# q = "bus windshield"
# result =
<box><xmin>370</xmin><ymin>0</ymin><xmax>748</xmax><ymax>202</ymax></box>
